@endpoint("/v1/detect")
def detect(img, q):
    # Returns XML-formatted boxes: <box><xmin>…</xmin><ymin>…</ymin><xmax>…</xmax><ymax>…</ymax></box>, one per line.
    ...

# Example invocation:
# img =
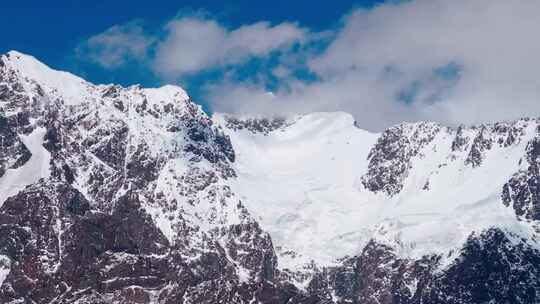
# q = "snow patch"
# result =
<box><xmin>220</xmin><ymin>112</ymin><xmax>380</xmax><ymax>269</ymax></box>
<box><xmin>0</xmin><ymin>127</ymin><xmax>51</xmax><ymax>206</ymax></box>
<box><xmin>0</xmin><ymin>255</ymin><xmax>10</xmax><ymax>287</ymax></box>
<box><xmin>142</xmin><ymin>84</ymin><xmax>189</xmax><ymax>106</ymax></box>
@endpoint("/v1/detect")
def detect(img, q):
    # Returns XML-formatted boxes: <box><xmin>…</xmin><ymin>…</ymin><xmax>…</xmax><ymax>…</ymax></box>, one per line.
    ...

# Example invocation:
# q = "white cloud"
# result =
<box><xmin>80</xmin><ymin>15</ymin><xmax>306</xmax><ymax>78</ymax></box>
<box><xmin>208</xmin><ymin>71</ymin><xmax>422</xmax><ymax>130</ymax></box>
<box><xmin>79</xmin><ymin>1</ymin><xmax>540</xmax><ymax>130</ymax></box>
<box><xmin>77</xmin><ymin>21</ymin><xmax>154</xmax><ymax>68</ymax></box>
<box><xmin>207</xmin><ymin>0</ymin><xmax>540</xmax><ymax>130</ymax></box>
<box><xmin>153</xmin><ymin>17</ymin><xmax>306</xmax><ymax>77</ymax></box>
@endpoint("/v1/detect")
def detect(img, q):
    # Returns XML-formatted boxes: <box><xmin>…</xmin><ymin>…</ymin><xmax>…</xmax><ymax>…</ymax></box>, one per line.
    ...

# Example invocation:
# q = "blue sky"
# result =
<box><xmin>0</xmin><ymin>0</ymin><xmax>381</xmax><ymax>88</ymax></box>
<box><xmin>2</xmin><ymin>0</ymin><xmax>540</xmax><ymax>130</ymax></box>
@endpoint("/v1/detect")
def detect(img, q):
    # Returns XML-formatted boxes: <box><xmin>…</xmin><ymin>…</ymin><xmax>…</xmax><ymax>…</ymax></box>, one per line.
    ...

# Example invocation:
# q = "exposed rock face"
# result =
<box><xmin>0</xmin><ymin>114</ymin><xmax>31</xmax><ymax>178</ymax></box>
<box><xmin>347</xmin><ymin>228</ymin><xmax>540</xmax><ymax>304</ymax></box>
<box><xmin>503</xmin><ymin>133</ymin><xmax>540</xmax><ymax>220</ymax></box>
<box><xmin>222</xmin><ymin>115</ymin><xmax>289</xmax><ymax>135</ymax></box>
<box><xmin>363</xmin><ymin>119</ymin><xmax>534</xmax><ymax>196</ymax></box>
<box><xmin>362</xmin><ymin>122</ymin><xmax>441</xmax><ymax>196</ymax></box>
<box><xmin>262</xmin><ymin>228</ymin><xmax>540</xmax><ymax>304</ymax></box>
<box><xmin>2</xmin><ymin>51</ymin><xmax>540</xmax><ymax>304</ymax></box>
<box><xmin>427</xmin><ymin>229</ymin><xmax>540</xmax><ymax>304</ymax></box>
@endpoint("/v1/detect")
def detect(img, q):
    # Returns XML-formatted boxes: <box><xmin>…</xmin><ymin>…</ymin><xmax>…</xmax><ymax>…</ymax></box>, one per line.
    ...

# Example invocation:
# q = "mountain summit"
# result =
<box><xmin>1</xmin><ymin>51</ymin><xmax>540</xmax><ymax>303</ymax></box>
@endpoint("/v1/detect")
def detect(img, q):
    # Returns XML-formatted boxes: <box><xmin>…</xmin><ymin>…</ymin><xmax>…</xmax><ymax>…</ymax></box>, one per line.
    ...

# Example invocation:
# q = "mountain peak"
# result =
<box><xmin>2</xmin><ymin>50</ymin><xmax>91</xmax><ymax>105</ymax></box>
<box><xmin>6</xmin><ymin>50</ymin><xmax>37</xmax><ymax>60</ymax></box>
<box><xmin>1</xmin><ymin>50</ymin><xmax>190</xmax><ymax>108</ymax></box>
<box><xmin>3</xmin><ymin>50</ymin><xmax>82</xmax><ymax>83</ymax></box>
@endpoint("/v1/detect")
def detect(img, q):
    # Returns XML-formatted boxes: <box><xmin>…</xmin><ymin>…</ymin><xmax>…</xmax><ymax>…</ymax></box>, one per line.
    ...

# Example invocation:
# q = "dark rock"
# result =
<box><xmin>43</xmin><ymin>122</ymin><xmax>62</xmax><ymax>152</ymax></box>
<box><xmin>113</xmin><ymin>100</ymin><xmax>124</xmax><ymax>112</ymax></box>
<box><xmin>465</xmin><ymin>126</ymin><xmax>493</xmax><ymax>167</ymax></box>
<box><xmin>426</xmin><ymin>229</ymin><xmax>540</xmax><ymax>304</ymax></box>
<box><xmin>84</xmin><ymin>121</ymin><xmax>129</xmax><ymax>170</ymax></box>
<box><xmin>0</xmin><ymin>114</ymin><xmax>32</xmax><ymax>177</ymax></box>
<box><xmin>502</xmin><ymin>136</ymin><xmax>540</xmax><ymax>220</ymax></box>
<box><xmin>125</xmin><ymin>142</ymin><xmax>160</xmax><ymax>189</ymax></box>
<box><xmin>362</xmin><ymin>123</ymin><xmax>440</xmax><ymax>196</ymax></box>
<box><xmin>224</xmin><ymin>116</ymin><xmax>288</xmax><ymax>134</ymax></box>
<box><xmin>65</xmin><ymin>189</ymin><xmax>90</xmax><ymax>215</ymax></box>
<box><xmin>451</xmin><ymin>125</ymin><xmax>469</xmax><ymax>152</ymax></box>
<box><xmin>62</xmin><ymin>163</ymin><xmax>75</xmax><ymax>184</ymax></box>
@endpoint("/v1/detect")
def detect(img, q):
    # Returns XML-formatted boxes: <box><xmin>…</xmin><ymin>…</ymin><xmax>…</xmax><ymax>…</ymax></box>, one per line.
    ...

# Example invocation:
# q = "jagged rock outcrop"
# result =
<box><xmin>222</xmin><ymin>115</ymin><xmax>289</xmax><ymax>135</ymax></box>
<box><xmin>362</xmin><ymin>122</ymin><xmax>441</xmax><ymax>196</ymax></box>
<box><xmin>0</xmin><ymin>114</ymin><xmax>31</xmax><ymax>178</ymax></box>
<box><xmin>2</xmin><ymin>51</ymin><xmax>540</xmax><ymax>304</ymax></box>
<box><xmin>503</xmin><ymin>132</ymin><xmax>540</xmax><ymax>221</ymax></box>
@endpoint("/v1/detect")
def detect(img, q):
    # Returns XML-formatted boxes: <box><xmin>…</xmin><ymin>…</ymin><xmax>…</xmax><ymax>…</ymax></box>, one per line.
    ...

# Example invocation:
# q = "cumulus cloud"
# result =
<box><xmin>207</xmin><ymin>0</ymin><xmax>540</xmax><ymax>130</ymax></box>
<box><xmin>78</xmin><ymin>15</ymin><xmax>306</xmax><ymax>77</ymax></box>
<box><xmin>77</xmin><ymin>21</ymin><xmax>155</xmax><ymax>68</ymax></box>
<box><xmin>152</xmin><ymin>17</ymin><xmax>306</xmax><ymax>77</ymax></box>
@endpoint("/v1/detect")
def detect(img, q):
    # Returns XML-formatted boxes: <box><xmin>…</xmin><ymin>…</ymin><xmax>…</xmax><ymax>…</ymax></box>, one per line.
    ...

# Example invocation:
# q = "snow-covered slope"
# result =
<box><xmin>0</xmin><ymin>127</ymin><xmax>51</xmax><ymax>206</ymax></box>
<box><xmin>214</xmin><ymin>112</ymin><xmax>379</xmax><ymax>269</ymax></box>
<box><xmin>2</xmin><ymin>50</ymin><xmax>94</xmax><ymax>106</ymax></box>
<box><xmin>216</xmin><ymin>113</ymin><xmax>540</xmax><ymax>272</ymax></box>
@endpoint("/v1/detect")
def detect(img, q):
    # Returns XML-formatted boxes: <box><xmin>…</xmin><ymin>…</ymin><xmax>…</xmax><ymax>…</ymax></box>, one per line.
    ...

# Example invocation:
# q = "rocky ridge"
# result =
<box><xmin>0</xmin><ymin>51</ymin><xmax>540</xmax><ymax>303</ymax></box>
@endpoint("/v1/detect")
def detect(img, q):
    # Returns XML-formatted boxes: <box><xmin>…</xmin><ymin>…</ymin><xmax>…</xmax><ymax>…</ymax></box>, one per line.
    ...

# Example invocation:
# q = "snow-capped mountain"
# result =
<box><xmin>1</xmin><ymin>51</ymin><xmax>540</xmax><ymax>304</ymax></box>
<box><xmin>217</xmin><ymin>113</ymin><xmax>540</xmax><ymax>269</ymax></box>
